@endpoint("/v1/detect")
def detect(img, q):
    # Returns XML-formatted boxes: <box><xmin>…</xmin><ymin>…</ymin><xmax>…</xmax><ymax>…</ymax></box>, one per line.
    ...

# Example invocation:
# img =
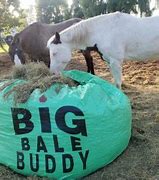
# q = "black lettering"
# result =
<box><xmin>17</xmin><ymin>151</ymin><xmax>24</xmax><ymax>170</ymax></box>
<box><xmin>55</xmin><ymin>106</ymin><xmax>87</xmax><ymax>136</ymax></box>
<box><xmin>39</xmin><ymin>108</ymin><xmax>51</xmax><ymax>133</ymax></box>
<box><xmin>37</xmin><ymin>136</ymin><xmax>47</xmax><ymax>153</ymax></box>
<box><xmin>71</xmin><ymin>136</ymin><xmax>82</xmax><ymax>151</ymax></box>
<box><xmin>79</xmin><ymin>150</ymin><xmax>89</xmax><ymax>170</ymax></box>
<box><xmin>30</xmin><ymin>154</ymin><xmax>39</xmax><ymax>172</ymax></box>
<box><xmin>21</xmin><ymin>137</ymin><xmax>30</xmax><ymax>151</ymax></box>
<box><xmin>53</xmin><ymin>135</ymin><xmax>64</xmax><ymax>152</ymax></box>
<box><xmin>11</xmin><ymin>108</ymin><xmax>34</xmax><ymax>135</ymax></box>
<box><xmin>45</xmin><ymin>155</ymin><xmax>56</xmax><ymax>173</ymax></box>
<box><xmin>62</xmin><ymin>154</ymin><xmax>74</xmax><ymax>173</ymax></box>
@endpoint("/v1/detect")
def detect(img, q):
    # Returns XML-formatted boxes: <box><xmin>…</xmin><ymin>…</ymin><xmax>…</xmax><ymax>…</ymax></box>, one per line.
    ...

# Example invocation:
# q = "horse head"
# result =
<box><xmin>5</xmin><ymin>35</ymin><xmax>14</xmax><ymax>46</ymax></box>
<box><xmin>47</xmin><ymin>32</ymin><xmax>72</xmax><ymax>74</ymax></box>
<box><xmin>8</xmin><ymin>35</ymin><xmax>26</xmax><ymax>66</ymax></box>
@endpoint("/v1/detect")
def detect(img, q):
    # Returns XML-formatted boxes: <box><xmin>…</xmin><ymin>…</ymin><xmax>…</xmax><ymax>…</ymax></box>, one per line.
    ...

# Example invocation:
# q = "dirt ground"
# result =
<box><xmin>0</xmin><ymin>52</ymin><xmax>159</xmax><ymax>180</ymax></box>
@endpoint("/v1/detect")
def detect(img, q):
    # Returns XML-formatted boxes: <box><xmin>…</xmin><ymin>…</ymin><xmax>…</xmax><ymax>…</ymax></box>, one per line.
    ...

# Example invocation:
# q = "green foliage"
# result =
<box><xmin>0</xmin><ymin>0</ymin><xmax>153</xmax><ymax>36</ymax></box>
<box><xmin>77</xmin><ymin>0</ymin><xmax>152</xmax><ymax>18</ymax></box>
<box><xmin>31</xmin><ymin>0</ymin><xmax>153</xmax><ymax>26</ymax></box>
<box><xmin>138</xmin><ymin>0</ymin><xmax>152</xmax><ymax>16</ymax></box>
<box><xmin>0</xmin><ymin>0</ymin><xmax>17</xmax><ymax>28</ymax></box>
<box><xmin>36</xmin><ymin>0</ymin><xmax>68</xmax><ymax>23</ymax></box>
<box><xmin>63</xmin><ymin>9</ymin><xmax>72</xmax><ymax>20</ymax></box>
<box><xmin>107</xmin><ymin>0</ymin><xmax>152</xmax><ymax>16</ymax></box>
<box><xmin>79</xmin><ymin>0</ymin><xmax>107</xmax><ymax>18</ymax></box>
<box><xmin>0</xmin><ymin>0</ymin><xmax>26</xmax><ymax>33</ymax></box>
<box><xmin>71</xmin><ymin>0</ymin><xmax>84</xmax><ymax>18</ymax></box>
<box><xmin>107</xmin><ymin>0</ymin><xmax>136</xmax><ymax>13</ymax></box>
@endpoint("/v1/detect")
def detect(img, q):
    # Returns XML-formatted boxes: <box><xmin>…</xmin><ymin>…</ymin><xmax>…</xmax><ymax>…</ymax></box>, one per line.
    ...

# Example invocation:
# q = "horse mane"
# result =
<box><xmin>60</xmin><ymin>20</ymin><xmax>90</xmax><ymax>45</ymax></box>
<box><xmin>59</xmin><ymin>13</ymin><xmax>121</xmax><ymax>45</ymax></box>
<box><xmin>47</xmin><ymin>12</ymin><xmax>126</xmax><ymax>47</ymax></box>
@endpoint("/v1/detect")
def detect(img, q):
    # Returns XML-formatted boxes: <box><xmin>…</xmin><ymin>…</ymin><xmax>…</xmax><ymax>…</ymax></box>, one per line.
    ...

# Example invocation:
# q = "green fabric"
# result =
<box><xmin>0</xmin><ymin>70</ymin><xmax>132</xmax><ymax>179</ymax></box>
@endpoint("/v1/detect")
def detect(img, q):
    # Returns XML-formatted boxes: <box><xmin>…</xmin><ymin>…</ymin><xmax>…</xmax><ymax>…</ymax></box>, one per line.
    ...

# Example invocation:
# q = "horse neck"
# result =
<box><xmin>49</xmin><ymin>20</ymin><xmax>79</xmax><ymax>36</ymax></box>
<box><xmin>61</xmin><ymin>22</ymin><xmax>89</xmax><ymax>50</ymax></box>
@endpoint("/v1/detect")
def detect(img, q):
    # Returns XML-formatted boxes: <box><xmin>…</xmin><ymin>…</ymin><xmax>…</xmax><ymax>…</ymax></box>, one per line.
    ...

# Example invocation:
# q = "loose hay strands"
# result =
<box><xmin>4</xmin><ymin>82</ymin><xmax>36</xmax><ymax>103</ymax></box>
<box><xmin>0</xmin><ymin>80</ymin><xmax>15</xmax><ymax>92</ymax></box>
<box><xmin>0</xmin><ymin>62</ymin><xmax>78</xmax><ymax>103</ymax></box>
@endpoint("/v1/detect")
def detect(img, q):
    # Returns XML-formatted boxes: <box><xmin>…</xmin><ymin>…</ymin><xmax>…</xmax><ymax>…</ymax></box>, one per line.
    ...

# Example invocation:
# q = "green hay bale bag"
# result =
<box><xmin>0</xmin><ymin>70</ymin><xmax>132</xmax><ymax>179</ymax></box>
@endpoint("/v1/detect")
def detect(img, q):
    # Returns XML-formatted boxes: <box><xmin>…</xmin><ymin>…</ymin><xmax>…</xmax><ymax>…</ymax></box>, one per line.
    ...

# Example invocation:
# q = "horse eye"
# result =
<box><xmin>53</xmin><ymin>52</ymin><xmax>57</xmax><ymax>56</ymax></box>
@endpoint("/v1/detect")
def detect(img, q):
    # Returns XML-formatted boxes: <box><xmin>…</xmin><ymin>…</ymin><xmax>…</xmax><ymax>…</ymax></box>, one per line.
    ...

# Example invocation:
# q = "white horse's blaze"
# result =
<box><xmin>47</xmin><ymin>12</ymin><xmax>159</xmax><ymax>88</ymax></box>
<box><xmin>14</xmin><ymin>54</ymin><xmax>22</xmax><ymax>66</ymax></box>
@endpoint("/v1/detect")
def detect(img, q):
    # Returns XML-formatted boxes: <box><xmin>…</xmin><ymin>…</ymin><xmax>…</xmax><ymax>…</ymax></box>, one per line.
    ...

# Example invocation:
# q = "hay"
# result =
<box><xmin>12</xmin><ymin>62</ymin><xmax>50</xmax><ymax>80</ymax></box>
<box><xmin>0</xmin><ymin>62</ymin><xmax>78</xmax><ymax>103</ymax></box>
<box><xmin>0</xmin><ymin>80</ymin><xmax>15</xmax><ymax>92</ymax></box>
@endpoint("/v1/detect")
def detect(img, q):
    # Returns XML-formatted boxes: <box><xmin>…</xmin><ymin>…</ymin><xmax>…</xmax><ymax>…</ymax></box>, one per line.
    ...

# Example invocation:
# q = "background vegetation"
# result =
<box><xmin>0</xmin><ymin>0</ymin><xmax>155</xmax><ymax>31</ymax></box>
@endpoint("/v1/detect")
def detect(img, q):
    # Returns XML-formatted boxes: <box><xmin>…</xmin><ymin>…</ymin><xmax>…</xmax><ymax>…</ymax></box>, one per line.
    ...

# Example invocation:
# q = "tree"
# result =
<box><xmin>71</xmin><ymin>0</ymin><xmax>84</xmax><ymax>18</ymax></box>
<box><xmin>107</xmin><ymin>0</ymin><xmax>138</xmax><ymax>13</ymax></box>
<box><xmin>36</xmin><ymin>0</ymin><xmax>68</xmax><ymax>23</ymax></box>
<box><xmin>63</xmin><ymin>0</ymin><xmax>84</xmax><ymax>20</ymax></box>
<box><xmin>79</xmin><ymin>0</ymin><xmax>107</xmax><ymax>18</ymax></box>
<box><xmin>0</xmin><ymin>0</ymin><xmax>26</xmax><ymax>32</ymax></box>
<box><xmin>138</xmin><ymin>0</ymin><xmax>152</xmax><ymax>16</ymax></box>
<box><xmin>107</xmin><ymin>0</ymin><xmax>152</xmax><ymax>16</ymax></box>
<box><xmin>78</xmin><ymin>0</ymin><xmax>152</xmax><ymax>18</ymax></box>
<box><xmin>63</xmin><ymin>8</ymin><xmax>72</xmax><ymax>20</ymax></box>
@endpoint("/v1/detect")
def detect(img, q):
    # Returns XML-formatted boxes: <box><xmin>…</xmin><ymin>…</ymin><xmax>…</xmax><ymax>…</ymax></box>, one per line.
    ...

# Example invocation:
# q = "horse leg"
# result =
<box><xmin>109</xmin><ymin>59</ymin><xmax>123</xmax><ymax>89</ymax></box>
<box><xmin>19</xmin><ymin>50</ymin><xmax>26</xmax><ymax>64</ymax></box>
<box><xmin>81</xmin><ymin>50</ymin><xmax>95</xmax><ymax>75</ymax></box>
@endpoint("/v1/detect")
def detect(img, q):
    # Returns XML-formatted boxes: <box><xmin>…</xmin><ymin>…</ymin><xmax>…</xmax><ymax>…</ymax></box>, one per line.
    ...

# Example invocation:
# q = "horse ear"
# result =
<box><xmin>52</xmin><ymin>32</ymin><xmax>61</xmax><ymax>44</ymax></box>
<box><xmin>5</xmin><ymin>35</ymin><xmax>14</xmax><ymax>46</ymax></box>
<box><xmin>55</xmin><ymin>32</ymin><xmax>60</xmax><ymax>41</ymax></box>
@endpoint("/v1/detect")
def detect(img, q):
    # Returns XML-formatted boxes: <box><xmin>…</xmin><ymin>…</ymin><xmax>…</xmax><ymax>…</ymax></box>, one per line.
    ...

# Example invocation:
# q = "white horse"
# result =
<box><xmin>47</xmin><ymin>12</ymin><xmax>159</xmax><ymax>88</ymax></box>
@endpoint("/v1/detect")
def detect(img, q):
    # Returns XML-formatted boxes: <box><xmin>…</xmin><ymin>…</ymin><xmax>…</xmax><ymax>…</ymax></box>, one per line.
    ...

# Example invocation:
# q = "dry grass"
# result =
<box><xmin>0</xmin><ymin>62</ymin><xmax>77</xmax><ymax>103</ymax></box>
<box><xmin>0</xmin><ymin>52</ymin><xmax>159</xmax><ymax>179</ymax></box>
